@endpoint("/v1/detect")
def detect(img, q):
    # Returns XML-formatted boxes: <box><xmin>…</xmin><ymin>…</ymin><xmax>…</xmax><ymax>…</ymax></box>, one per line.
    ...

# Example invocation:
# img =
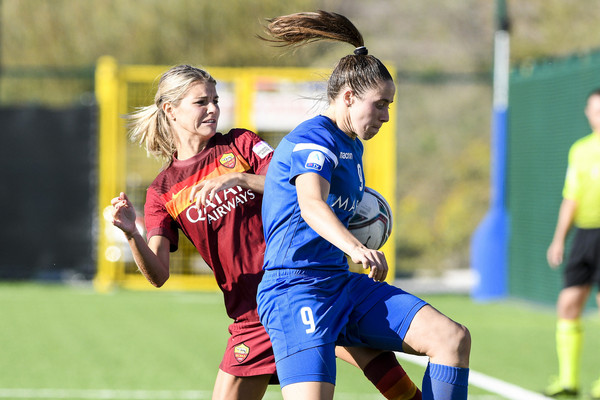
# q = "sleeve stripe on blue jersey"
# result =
<box><xmin>292</xmin><ymin>143</ymin><xmax>339</xmax><ymax>167</ymax></box>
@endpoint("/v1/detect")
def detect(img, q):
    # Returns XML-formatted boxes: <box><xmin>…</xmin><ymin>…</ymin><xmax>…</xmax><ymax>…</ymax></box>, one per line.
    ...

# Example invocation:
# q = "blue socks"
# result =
<box><xmin>422</xmin><ymin>362</ymin><xmax>469</xmax><ymax>400</ymax></box>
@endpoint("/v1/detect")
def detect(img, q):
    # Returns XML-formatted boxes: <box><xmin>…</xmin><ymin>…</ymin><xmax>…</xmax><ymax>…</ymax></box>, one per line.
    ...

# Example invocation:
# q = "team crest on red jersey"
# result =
<box><xmin>219</xmin><ymin>152</ymin><xmax>236</xmax><ymax>169</ymax></box>
<box><xmin>234</xmin><ymin>343</ymin><xmax>250</xmax><ymax>363</ymax></box>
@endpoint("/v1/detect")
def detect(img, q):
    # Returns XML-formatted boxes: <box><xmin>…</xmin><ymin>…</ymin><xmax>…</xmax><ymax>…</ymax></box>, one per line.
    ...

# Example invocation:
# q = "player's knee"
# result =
<box><xmin>557</xmin><ymin>296</ymin><xmax>585</xmax><ymax>319</ymax></box>
<box><xmin>456</xmin><ymin>324</ymin><xmax>471</xmax><ymax>357</ymax></box>
<box><xmin>434</xmin><ymin>322</ymin><xmax>470</xmax><ymax>367</ymax></box>
<box><xmin>448</xmin><ymin>323</ymin><xmax>471</xmax><ymax>366</ymax></box>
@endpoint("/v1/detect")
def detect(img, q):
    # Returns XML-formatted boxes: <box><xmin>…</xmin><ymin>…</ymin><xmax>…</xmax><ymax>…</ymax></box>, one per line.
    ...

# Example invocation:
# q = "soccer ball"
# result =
<box><xmin>348</xmin><ymin>187</ymin><xmax>393</xmax><ymax>250</ymax></box>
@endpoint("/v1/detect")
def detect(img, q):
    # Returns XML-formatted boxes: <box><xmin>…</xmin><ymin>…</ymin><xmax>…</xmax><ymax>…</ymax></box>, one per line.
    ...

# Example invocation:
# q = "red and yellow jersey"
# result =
<box><xmin>144</xmin><ymin>129</ymin><xmax>273</xmax><ymax>322</ymax></box>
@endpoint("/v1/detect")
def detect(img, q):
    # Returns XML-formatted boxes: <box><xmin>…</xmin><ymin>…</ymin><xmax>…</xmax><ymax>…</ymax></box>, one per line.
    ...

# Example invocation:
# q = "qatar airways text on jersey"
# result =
<box><xmin>185</xmin><ymin>186</ymin><xmax>256</xmax><ymax>224</ymax></box>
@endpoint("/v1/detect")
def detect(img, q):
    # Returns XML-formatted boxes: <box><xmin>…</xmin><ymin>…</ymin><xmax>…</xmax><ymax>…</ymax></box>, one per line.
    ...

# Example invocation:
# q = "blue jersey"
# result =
<box><xmin>258</xmin><ymin>115</ymin><xmax>429</xmax><ymax>388</ymax></box>
<box><xmin>262</xmin><ymin>115</ymin><xmax>365</xmax><ymax>272</ymax></box>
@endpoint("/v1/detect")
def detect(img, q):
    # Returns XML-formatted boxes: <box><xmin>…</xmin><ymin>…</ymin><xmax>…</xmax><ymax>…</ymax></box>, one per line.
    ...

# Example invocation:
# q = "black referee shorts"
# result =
<box><xmin>564</xmin><ymin>227</ymin><xmax>600</xmax><ymax>288</ymax></box>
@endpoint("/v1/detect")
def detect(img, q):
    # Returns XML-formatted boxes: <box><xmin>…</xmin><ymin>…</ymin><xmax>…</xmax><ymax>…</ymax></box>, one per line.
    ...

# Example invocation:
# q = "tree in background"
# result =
<box><xmin>3</xmin><ymin>0</ymin><xmax>600</xmax><ymax>276</ymax></box>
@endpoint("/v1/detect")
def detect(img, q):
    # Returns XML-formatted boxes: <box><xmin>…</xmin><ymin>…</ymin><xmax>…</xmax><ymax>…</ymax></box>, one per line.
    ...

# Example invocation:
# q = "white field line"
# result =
<box><xmin>0</xmin><ymin>389</ymin><xmax>210</xmax><ymax>399</ymax></box>
<box><xmin>0</xmin><ymin>388</ymin><xmax>212</xmax><ymax>400</ymax></box>
<box><xmin>0</xmin><ymin>354</ymin><xmax>551</xmax><ymax>400</ymax></box>
<box><xmin>0</xmin><ymin>388</ymin><xmax>524</xmax><ymax>400</ymax></box>
<box><xmin>395</xmin><ymin>352</ymin><xmax>553</xmax><ymax>400</ymax></box>
<box><xmin>0</xmin><ymin>389</ymin><xmax>378</xmax><ymax>400</ymax></box>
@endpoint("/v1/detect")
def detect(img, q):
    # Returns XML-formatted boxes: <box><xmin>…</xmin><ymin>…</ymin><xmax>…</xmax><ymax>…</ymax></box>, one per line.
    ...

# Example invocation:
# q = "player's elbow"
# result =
<box><xmin>298</xmin><ymin>200</ymin><xmax>320</xmax><ymax>225</ymax></box>
<box><xmin>152</xmin><ymin>280</ymin><xmax>165</xmax><ymax>288</ymax></box>
<box><xmin>299</xmin><ymin>208</ymin><xmax>319</xmax><ymax>229</ymax></box>
<box><xmin>155</xmin><ymin>274</ymin><xmax>169</xmax><ymax>288</ymax></box>
<box><xmin>147</xmin><ymin>271</ymin><xmax>169</xmax><ymax>288</ymax></box>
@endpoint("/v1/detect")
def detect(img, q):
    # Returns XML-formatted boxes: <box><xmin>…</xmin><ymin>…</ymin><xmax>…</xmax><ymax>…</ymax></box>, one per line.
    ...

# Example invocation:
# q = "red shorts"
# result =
<box><xmin>219</xmin><ymin>320</ymin><xmax>277</xmax><ymax>378</ymax></box>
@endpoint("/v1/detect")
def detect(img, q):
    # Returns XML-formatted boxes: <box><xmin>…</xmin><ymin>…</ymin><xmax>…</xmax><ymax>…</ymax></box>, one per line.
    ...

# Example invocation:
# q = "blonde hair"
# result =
<box><xmin>127</xmin><ymin>65</ymin><xmax>216</xmax><ymax>165</ymax></box>
<box><xmin>261</xmin><ymin>11</ymin><xmax>393</xmax><ymax>102</ymax></box>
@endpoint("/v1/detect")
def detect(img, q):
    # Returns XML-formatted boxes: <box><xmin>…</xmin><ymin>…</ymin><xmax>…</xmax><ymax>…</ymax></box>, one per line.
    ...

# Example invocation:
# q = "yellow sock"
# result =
<box><xmin>556</xmin><ymin>319</ymin><xmax>582</xmax><ymax>389</ymax></box>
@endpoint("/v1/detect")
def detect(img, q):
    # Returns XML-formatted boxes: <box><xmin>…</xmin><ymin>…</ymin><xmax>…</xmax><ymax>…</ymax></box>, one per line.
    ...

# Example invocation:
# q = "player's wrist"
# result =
<box><xmin>347</xmin><ymin>242</ymin><xmax>367</xmax><ymax>261</ymax></box>
<box><xmin>124</xmin><ymin>228</ymin><xmax>141</xmax><ymax>241</ymax></box>
<box><xmin>234</xmin><ymin>172</ymin><xmax>248</xmax><ymax>187</ymax></box>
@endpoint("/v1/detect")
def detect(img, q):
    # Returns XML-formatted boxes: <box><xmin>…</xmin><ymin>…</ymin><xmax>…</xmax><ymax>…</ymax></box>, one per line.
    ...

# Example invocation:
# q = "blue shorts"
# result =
<box><xmin>256</xmin><ymin>269</ymin><xmax>427</xmax><ymax>387</ymax></box>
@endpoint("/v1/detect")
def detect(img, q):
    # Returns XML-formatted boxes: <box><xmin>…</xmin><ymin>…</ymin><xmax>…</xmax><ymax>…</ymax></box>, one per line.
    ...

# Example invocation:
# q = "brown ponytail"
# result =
<box><xmin>260</xmin><ymin>10</ymin><xmax>393</xmax><ymax>102</ymax></box>
<box><xmin>261</xmin><ymin>11</ymin><xmax>364</xmax><ymax>49</ymax></box>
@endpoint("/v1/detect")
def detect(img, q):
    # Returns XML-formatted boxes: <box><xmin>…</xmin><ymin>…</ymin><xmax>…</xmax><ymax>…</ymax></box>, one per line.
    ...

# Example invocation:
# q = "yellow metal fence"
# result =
<box><xmin>93</xmin><ymin>56</ymin><xmax>397</xmax><ymax>292</ymax></box>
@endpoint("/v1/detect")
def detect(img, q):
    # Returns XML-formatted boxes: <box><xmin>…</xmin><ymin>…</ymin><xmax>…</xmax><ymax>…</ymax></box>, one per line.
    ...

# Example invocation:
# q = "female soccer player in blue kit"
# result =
<box><xmin>257</xmin><ymin>11</ymin><xmax>471</xmax><ymax>400</ymax></box>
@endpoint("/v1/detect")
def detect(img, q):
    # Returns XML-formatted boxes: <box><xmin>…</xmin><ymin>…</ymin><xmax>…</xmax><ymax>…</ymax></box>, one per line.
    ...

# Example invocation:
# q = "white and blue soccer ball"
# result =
<box><xmin>348</xmin><ymin>187</ymin><xmax>393</xmax><ymax>250</ymax></box>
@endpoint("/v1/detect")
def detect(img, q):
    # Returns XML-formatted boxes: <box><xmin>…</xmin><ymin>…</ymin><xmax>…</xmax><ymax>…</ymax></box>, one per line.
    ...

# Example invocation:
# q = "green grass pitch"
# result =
<box><xmin>1</xmin><ymin>283</ymin><xmax>598</xmax><ymax>399</ymax></box>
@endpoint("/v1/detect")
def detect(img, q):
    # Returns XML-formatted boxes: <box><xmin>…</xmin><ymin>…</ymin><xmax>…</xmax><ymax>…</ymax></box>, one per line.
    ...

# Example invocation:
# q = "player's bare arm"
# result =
<box><xmin>547</xmin><ymin>198</ymin><xmax>577</xmax><ymax>268</ymax></box>
<box><xmin>110</xmin><ymin>192</ymin><xmax>170</xmax><ymax>287</ymax></box>
<box><xmin>295</xmin><ymin>172</ymin><xmax>388</xmax><ymax>282</ymax></box>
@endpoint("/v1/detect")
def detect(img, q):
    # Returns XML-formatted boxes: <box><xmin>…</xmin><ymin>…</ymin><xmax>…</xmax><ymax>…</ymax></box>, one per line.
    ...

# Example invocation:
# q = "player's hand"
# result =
<box><xmin>110</xmin><ymin>192</ymin><xmax>138</xmax><ymax>237</ymax></box>
<box><xmin>546</xmin><ymin>240</ymin><xmax>564</xmax><ymax>269</ymax></box>
<box><xmin>190</xmin><ymin>173</ymin><xmax>241</xmax><ymax>209</ymax></box>
<box><xmin>348</xmin><ymin>246</ymin><xmax>388</xmax><ymax>282</ymax></box>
